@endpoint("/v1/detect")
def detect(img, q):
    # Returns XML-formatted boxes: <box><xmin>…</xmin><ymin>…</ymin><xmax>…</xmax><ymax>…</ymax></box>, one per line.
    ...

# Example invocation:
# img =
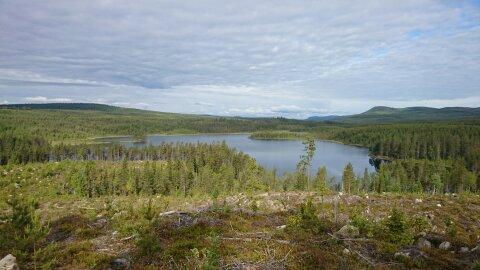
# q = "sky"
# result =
<box><xmin>0</xmin><ymin>0</ymin><xmax>479</xmax><ymax>118</ymax></box>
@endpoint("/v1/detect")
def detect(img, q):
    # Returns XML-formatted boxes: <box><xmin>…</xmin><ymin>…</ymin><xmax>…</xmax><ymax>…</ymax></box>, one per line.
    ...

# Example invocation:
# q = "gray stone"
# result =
<box><xmin>111</xmin><ymin>258</ymin><xmax>129</xmax><ymax>270</ymax></box>
<box><xmin>439</xmin><ymin>241</ymin><xmax>451</xmax><ymax>250</ymax></box>
<box><xmin>417</xmin><ymin>238</ymin><xmax>432</xmax><ymax>249</ymax></box>
<box><xmin>0</xmin><ymin>254</ymin><xmax>19</xmax><ymax>270</ymax></box>
<box><xmin>459</xmin><ymin>247</ymin><xmax>469</xmax><ymax>253</ymax></box>
<box><xmin>394</xmin><ymin>251</ymin><xmax>410</xmax><ymax>259</ymax></box>
<box><xmin>336</xmin><ymin>225</ymin><xmax>360</xmax><ymax>238</ymax></box>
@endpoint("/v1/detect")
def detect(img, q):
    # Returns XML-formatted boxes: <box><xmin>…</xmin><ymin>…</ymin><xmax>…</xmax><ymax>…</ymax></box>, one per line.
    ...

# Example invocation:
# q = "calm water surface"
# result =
<box><xmin>97</xmin><ymin>134</ymin><xmax>373</xmax><ymax>181</ymax></box>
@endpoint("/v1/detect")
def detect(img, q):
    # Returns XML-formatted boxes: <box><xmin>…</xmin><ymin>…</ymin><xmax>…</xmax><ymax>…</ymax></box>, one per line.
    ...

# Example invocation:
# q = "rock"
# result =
<box><xmin>439</xmin><ymin>241</ymin><xmax>451</xmax><ymax>250</ymax></box>
<box><xmin>395</xmin><ymin>251</ymin><xmax>410</xmax><ymax>259</ymax></box>
<box><xmin>436</xmin><ymin>204</ymin><xmax>442</xmax><ymax>207</ymax></box>
<box><xmin>336</xmin><ymin>225</ymin><xmax>360</xmax><ymax>238</ymax></box>
<box><xmin>276</xmin><ymin>225</ymin><xmax>286</xmax><ymax>230</ymax></box>
<box><xmin>417</xmin><ymin>238</ymin><xmax>432</xmax><ymax>249</ymax></box>
<box><xmin>345</xmin><ymin>195</ymin><xmax>361</xmax><ymax>204</ymax></box>
<box><xmin>460</xmin><ymin>247</ymin><xmax>469</xmax><ymax>253</ymax></box>
<box><xmin>110</xmin><ymin>258</ymin><xmax>129</xmax><ymax>270</ymax></box>
<box><xmin>415</xmin><ymin>198</ymin><xmax>423</xmax><ymax>203</ymax></box>
<box><xmin>0</xmin><ymin>254</ymin><xmax>19</xmax><ymax>270</ymax></box>
<box><xmin>342</xmin><ymin>248</ymin><xmax>350</xmax><ymax>255</ymax></box>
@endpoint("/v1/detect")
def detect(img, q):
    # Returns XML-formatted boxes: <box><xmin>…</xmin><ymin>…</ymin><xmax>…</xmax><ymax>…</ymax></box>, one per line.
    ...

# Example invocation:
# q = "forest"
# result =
<box><xmin>1</xmin><ymin>108</ymin><xmax>479</xmax><ymax>194</ymax></box>
<box><xmin>1</xmin><ymin>106</ymin><xmax>480</xmax><ymax>269</ymax></box>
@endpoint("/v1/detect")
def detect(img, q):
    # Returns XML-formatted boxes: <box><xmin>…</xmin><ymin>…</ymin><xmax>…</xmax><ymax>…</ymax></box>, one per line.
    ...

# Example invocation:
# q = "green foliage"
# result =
<box><xmin>313</xmin><ymin>166</ymin><xmax>329</xmax><ymax>194</ymax></box>
<box><xmin>342</xmin><ymin>163</ymin><xmax>355</xmax><ymax>194</ymax></box>
<box><xmin>384</xmin><ymin>208</ymin><xmax>414</xmax><ymax>246</ymax></box>
<box><xmin>186</xmin><ymin>233</ymin><xmax>221</xmax><ymax>270</ymax></box>
<box><xmin>287</xmin><ymin>199</ymin><xmax>326</xmax><ymax>235</ymax></box>
<box><xmin>136</xmin><ymin>231</ymin><xmax>162</xmax><ymax>257</ymax></box>
<box><xmin>350</xmin><ymin>214</ymin><xmax>375</xmax><ymax>237</ymax></box>
<box><xmin>444</xmin><ymin>217</ymin><xmax>458</xmax><ymax>237</ymax></box>
<box><xmin>249</xmin><ymin>130</ymin><xmax>307</xmax><ymax>140</ymax></box>
<box><xmin>473</xmin><ymin>260</ymin><xmax>480</xmax><ymax>270</ymax></box>
<box><xmin>296</xmin><ymin>136</ymin><xmax>316</xmax><ymax>190</ymax></box>
<box><xmin>0</xmin><ymin>107</ymin><xmax>320</xmax><ymax>142</ymax></box>
<box><xmin>0</xmin><ymin>193</ymin><xmax>50</xmax><ymax>265</ymax></box>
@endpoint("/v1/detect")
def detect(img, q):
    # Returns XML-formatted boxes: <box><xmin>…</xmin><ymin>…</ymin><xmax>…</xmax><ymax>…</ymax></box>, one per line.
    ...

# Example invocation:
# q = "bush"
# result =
<box><xmin>287</xmin><ymin>199</ymin><xmax>326</xmax><ymax>235</ymax></box>
<box><xmin>350</xmin><ymin>214</ymin><xmax>375</xmax><ymax>237</ymax></box>
<box><xmin>1</xmin><ymin>193</ymin><xmax>50</xmax><ymax>265</ymax></box>
<box><xmin>383</xmin><ymin>208</ymin><xmax>414</xmax><ymax>246</ymax></box>
<box><xmin>136</xmin><ymin>231</ymin><xmax>162</xmax><ymax>257</ymax></box>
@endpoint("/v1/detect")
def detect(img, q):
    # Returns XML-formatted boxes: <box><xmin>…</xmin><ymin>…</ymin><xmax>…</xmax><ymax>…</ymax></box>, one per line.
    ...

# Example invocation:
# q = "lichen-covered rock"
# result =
<box><xmin>394</xmin><ymin>251</ymin><xmax>410</xmax><ymax>259</ymax></box>
<box><xmin>336</xmin><ymin>225</ymin><xmax>359</xmax><ymax>238</ymax></box>
<box><xmin>417</xmin><ymin>238</ymin><xmax>432</xmax><ymax>249</ymax></box>
<box><xmin>0</xmin><ymin>254</ymin><xmax>19</xmax><ymax>270</ymax></box>
<box><xmin>439</xmin><ymin>241</ymin><xmax>451</xmax><ymax>250</ymax></box>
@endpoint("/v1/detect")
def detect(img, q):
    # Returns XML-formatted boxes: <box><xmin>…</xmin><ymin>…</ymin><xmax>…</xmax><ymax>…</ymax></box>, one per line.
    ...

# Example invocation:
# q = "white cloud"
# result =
<box><xmin>25</xmin><ymin>96</ymin><xmax>72</xmax><ymax>103</ymax></box>
<box><xmin>0</xmin><ymin>1</ymin><xmax>478</xmax><ymax>117</ymax></box>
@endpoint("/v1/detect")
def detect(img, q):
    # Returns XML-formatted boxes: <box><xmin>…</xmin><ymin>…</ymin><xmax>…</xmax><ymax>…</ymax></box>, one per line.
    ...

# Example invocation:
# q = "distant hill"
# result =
<box><xmin>0</xmin><ymin>103</ymin><xmax>126</xmax><ymax>112</ymax></box>
<box><xmin>307</xmin><ymin>106</ymin><xmax>480</xmax><ymax>123</ymax></box>
<box><xmin>306</xmin><ymin>115</ymin><xmax>339</xmax><ymax>121</ymax></box>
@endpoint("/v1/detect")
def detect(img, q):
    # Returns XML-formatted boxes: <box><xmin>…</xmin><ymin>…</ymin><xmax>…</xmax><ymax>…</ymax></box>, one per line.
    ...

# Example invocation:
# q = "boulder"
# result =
<box><xmin>0</xmin><ymin>254</ymin><xmax>19</xmax><ymax>270</ymax></box>
<box><xmin>417</xmin><ymin>238</ymin><xmax>432</xmax><ymax>249</ymax></box>
<box><xmin>336</xmin><ymin>225</ymin><xmax>360</xmax><ymax>238</ymax></box>
<box><xmin>459</xmin><ymin>247</ymin><xmax>469</xmax><ymax>253</ymax></box>
<box><xmin>342</xmin><ymin>248</ymin><xmax>350</xmax><ymax>255</ymax></box>
<box><xmin>110</xmin><ymin>257</ymin><xmax>129</xmax><ymax>270</ymax></box>
<box><xmin>276</xmin><ymin>225</ymin><xmax>286</xmax><ymax>230</ymax></box>
<box><xmin>414</xmin><ymin>198</ymin><xmax>423</xmax><ymax>204</ymax></box>
<box><xmin>439</xmin><ymin>241</ymin><xmax>451</xmax><ymax>250</ymax></box>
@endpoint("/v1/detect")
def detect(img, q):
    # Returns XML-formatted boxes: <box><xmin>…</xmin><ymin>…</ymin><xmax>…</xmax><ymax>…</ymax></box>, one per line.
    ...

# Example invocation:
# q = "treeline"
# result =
<box><xmin>1</xmin><ymin>131</ymin><xmax>260</xmax><ymax>165</ymax></box>
<box><xmin>337</xmin><ymin>159</ymin><xmax>478</xmax><ymax>194</ymax></box>
<box><xmin>0</xmin><ymin>132</ymin><xmax>50</xmax><ymax>165</ymax></box>
<box><xmin>0</xmin><ymin>108</ymin><xmax>318</xmax><ymax>141</ymax></box>
<box><xmin>1</xmin><ymin>144</ymin><xmax>269</xmax><ymax>198</ymax></box>
<box><xmin>249</xmin><ymin>130</ymin><xmax>307</xmax><ymax>140</ymax></box>
<box><xmin>332</xmin><ymin>124</ymin><xmax>480</xmax><ymax>173</ymax></box>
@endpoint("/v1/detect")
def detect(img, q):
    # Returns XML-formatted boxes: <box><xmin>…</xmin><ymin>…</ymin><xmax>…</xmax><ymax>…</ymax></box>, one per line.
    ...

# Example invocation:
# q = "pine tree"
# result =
<box><xmin>342</xmin><ymin>163</ymin><xmax>354</xmax><ymax>194</ymax></box>
<box><xmin>314</xmin><ymin>166</ymin><xmax>328</xmax><ymax>194</ymax></box>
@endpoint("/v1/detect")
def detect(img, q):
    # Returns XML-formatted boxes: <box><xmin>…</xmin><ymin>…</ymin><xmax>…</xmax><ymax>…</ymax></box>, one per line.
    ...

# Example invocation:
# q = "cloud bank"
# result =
<box><xmin>0</xmin><ymin>0</ymin><xmax>479</xmax><ymax>118</ymax></box>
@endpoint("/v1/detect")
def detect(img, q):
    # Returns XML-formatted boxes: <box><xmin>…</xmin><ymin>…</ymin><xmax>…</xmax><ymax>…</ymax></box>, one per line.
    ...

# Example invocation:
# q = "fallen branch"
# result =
<box><xmin>120</xmin><ymin>235</ymin><xmax>134</xmax><ymax>241</ymax></box>
<box><xmin>222</xmin><ymin>237</ymin><xmax>290</xmax><ymax>245</ymax></box>
<box><xmin>327</xmin><ymin>233</ymin><xmax>376</xmax><ymax>267</ymax></box>
<box><xmin>158</xmin><ymin>210</ymin><xmax>176</xmax><ymax>216</ymax></box>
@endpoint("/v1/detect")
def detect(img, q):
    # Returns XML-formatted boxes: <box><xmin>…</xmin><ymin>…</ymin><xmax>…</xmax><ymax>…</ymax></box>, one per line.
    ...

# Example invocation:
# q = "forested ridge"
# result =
<box><xmin>1</xmin><ymin>106</ymin><xmax>480</xmax><ymax>194</ymax></box>
<box><xmin>0</xmin><ymin>107</ymin><xmax>316</xmax><ymax>141</ymax></box>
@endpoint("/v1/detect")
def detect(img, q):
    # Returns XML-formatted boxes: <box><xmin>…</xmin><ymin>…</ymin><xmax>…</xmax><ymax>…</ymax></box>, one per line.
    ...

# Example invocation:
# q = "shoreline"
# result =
<box><xmin>90</xmin><ymin>132</ymin><xmax>371</xmax><ymax>151</ymax></box>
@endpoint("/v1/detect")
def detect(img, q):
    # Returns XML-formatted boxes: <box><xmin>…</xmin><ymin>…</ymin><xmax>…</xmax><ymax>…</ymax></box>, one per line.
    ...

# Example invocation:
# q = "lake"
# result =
<box><xmin>97</xmin><ymin>134</ymin><xmax>373</xmax><ymax>181</ymax></box>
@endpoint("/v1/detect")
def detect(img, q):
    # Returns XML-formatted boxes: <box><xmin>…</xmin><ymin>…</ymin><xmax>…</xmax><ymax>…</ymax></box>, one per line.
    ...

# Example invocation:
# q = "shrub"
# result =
<box><xmin>350</xmin><ymin>214</ymin><xmax>374</xmax><ymax>237</ymax></box>
<box><xmin>384</xmin><ymin>208</ymin><xmax>414</xmax><ymax>246</ymax></box>
<box><xmin>287</xmin><ymin>199</ymin><xmax>326</xmax><ymax>235</ymax></box>
<box><xmin>136</xmin><ymin>231</ymin><xmax>162</xmax><ymax>257</ymax></box>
